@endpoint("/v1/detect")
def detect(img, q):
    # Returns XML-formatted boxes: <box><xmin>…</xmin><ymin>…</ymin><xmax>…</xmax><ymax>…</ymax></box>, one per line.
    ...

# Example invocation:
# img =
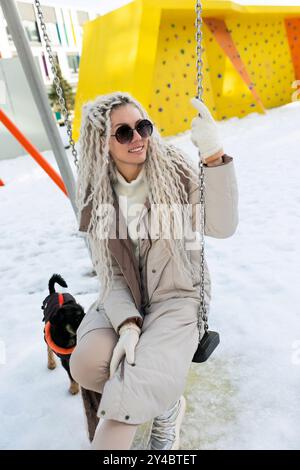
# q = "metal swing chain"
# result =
<box><xmin>35</xmin><ymin>0</ymin><xmax>207</xmax><ymax>341</ymax></box>
<box><xmin>195</xmin><ymin>0</ymin><xmax>209</xmax><ymax>342</ymax></box>
<box><xmin>34</xmin><ymin>0</ymin><xmax>79</xmax><ymax>170</ymax></box>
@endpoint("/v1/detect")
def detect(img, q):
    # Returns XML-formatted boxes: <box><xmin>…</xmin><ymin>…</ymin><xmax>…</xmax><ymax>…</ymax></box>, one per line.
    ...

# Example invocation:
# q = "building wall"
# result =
<box><xmin>0</xmin><ymin>57</ymin><xmax>50</xmax><ymax>159</ymax></box>
<box><xmin>0</xmin><ymin>1</ymin><xmax>96</xmax><ymax>91</ymax></box>
<box><xmin>0</xmin><ymin>1</ymin><xmax>97</xmax><ymax>159</ymax></box>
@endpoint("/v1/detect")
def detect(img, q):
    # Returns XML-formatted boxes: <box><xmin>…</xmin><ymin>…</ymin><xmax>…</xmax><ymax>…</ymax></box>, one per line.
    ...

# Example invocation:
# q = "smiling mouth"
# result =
<box><xmin>128</xmin><ymin>145</ymin><xmax>144</xmax><ymax>153</ymax></box>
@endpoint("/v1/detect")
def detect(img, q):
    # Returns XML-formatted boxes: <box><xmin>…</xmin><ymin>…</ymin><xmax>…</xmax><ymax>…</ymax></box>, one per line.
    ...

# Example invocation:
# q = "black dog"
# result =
<box><xmin>41</xmin><ymin>274</ymin><xmax>85</xmax><ymax>394</ymax></box>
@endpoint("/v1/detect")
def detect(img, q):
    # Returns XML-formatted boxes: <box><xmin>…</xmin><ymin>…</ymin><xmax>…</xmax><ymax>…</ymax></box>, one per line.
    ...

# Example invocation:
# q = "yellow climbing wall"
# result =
<box><xmin>225</xmin><ymin>15</ymin><xmax>295</xmax><ymax>112</ymax></box>
<box><xmin>203</xmin><ymin>19</ymin><xmax>262</xmax><ymax>120</ymax></box>
<box><xmin>148</xmin><ymin>9</ymin><xmax>214</xmax><ymax>136</ymax></box>
<box><xmin>73</xmin><ymin>0</ymin><xmax>300</xmax><ymax>140</ymax></box>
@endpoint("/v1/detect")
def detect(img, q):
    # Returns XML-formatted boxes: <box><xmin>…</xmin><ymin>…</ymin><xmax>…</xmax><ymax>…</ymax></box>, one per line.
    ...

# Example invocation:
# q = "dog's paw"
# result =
<box><xmin>47</xmin><ymin>360</ymin><xmax>56</xmax><ymax>370</ymax></box>
<box><xmin>47</xmin><ymin>347</ymin><xmax>57</xmax><ymax>370</ymax></box>
<box><xmin>69</xmin><ymin>381</ymin><xmax>79</xmax><ymax>395</ymax></box>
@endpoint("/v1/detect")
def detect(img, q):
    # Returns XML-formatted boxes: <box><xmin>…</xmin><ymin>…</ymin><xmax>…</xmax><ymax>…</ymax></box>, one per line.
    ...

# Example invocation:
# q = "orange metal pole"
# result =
<box><xmin>0</xmin><ymin>108</ymin><xmax>68</xmax><ymax>196</ymax></box>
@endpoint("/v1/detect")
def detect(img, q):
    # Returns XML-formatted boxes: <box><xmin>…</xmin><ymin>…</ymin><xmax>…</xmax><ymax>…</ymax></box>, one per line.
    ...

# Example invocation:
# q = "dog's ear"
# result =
<box><xmin>61</xmin><ymin>302</ymin><xmax>85</xmax><ymax>316</ymax></box>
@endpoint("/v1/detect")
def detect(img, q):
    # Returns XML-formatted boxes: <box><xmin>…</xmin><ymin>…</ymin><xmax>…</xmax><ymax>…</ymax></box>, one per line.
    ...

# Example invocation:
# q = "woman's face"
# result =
<box><xmin>109</xmin><ymin>104</ymin><xmax>149</xmax><ymax>169</ymax></box>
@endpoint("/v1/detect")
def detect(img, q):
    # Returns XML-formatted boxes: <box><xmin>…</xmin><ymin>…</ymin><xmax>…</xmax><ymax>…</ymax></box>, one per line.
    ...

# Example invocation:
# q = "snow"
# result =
<box><xmin>1</xmin><ymin>102</ymin><xmax>300</xmax><ymax>449</ymax></box>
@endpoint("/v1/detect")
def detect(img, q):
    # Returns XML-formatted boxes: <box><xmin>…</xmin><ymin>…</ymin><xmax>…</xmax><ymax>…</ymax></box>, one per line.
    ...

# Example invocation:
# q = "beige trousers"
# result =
<box><xmin>70</xmin><ymin>328</ymin><xmax>139</xmax><ymax>450</ymax></box>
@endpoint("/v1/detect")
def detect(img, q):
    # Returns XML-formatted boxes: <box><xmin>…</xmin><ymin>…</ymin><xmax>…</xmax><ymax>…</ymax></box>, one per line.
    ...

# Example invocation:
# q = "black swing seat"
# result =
<box><xmin>192</xmin><ymin>330</ymin><xmax>220</xmax><ymax>363</ymax></box>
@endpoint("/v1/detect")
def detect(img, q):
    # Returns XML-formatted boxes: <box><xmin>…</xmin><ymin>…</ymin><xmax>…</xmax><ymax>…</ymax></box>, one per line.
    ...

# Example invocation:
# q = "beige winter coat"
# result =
<box><xmin>76</xmin><ymin>154</ymin><xmax>238</xmax><ymax>424</ymax></box>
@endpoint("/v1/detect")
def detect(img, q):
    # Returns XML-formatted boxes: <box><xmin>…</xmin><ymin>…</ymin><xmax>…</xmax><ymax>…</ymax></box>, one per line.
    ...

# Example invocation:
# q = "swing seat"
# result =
<box><xmin>192</xmin><ymin>330</ymin><xmax>220</xmax><ymax>363</ymax></box>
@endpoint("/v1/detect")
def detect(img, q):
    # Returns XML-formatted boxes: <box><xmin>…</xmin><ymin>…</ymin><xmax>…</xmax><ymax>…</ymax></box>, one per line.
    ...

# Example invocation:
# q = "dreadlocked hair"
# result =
<box><xmin>76</xmin><ymin>91</ymin><xmax>200</xmax><ymax>308</ymax></box>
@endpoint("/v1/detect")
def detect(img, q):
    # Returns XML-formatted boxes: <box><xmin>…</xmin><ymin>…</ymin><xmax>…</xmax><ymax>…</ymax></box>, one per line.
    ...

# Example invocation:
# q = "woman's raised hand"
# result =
<box><xmin>190</xmin><ymin>97</ymin><xmax>224</xmax><ymax>163</ymax></box>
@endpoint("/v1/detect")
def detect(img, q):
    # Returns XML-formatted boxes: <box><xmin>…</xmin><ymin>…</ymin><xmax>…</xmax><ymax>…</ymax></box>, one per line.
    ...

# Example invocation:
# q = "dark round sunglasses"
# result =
<box><xmin>111</xmin><ymin>119</ymin><xmax>153</xmax><ymax>144</ymax></box>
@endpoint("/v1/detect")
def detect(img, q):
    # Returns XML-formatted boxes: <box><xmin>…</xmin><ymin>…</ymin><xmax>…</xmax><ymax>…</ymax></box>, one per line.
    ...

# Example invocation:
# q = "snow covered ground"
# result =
<box><xmin>0</xmin><ymin>102</ymin><xmax>300</xmax><ymax>449</ymax></box>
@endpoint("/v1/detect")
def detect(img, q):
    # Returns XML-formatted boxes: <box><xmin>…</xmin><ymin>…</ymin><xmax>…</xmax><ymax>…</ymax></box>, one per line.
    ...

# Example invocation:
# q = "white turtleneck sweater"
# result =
<box><xmin>113</xmin><ymin>166</ymin><xmax>149</xmax><ymax>260</ymax></box>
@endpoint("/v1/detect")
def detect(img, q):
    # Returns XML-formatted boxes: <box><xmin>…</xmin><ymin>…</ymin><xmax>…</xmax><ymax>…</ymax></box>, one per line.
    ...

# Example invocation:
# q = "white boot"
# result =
<box><xmin>147</xmin><ymin>395</ymin><xmax>186</xmax><ymax>450</ymax></box>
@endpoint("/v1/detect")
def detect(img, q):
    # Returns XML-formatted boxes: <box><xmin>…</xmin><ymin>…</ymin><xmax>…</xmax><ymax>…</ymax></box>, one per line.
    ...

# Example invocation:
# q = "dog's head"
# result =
<box><xmin>50</xmin><ymin>302</ymin><xmax>85</xmax><ymax>337</ymax></box>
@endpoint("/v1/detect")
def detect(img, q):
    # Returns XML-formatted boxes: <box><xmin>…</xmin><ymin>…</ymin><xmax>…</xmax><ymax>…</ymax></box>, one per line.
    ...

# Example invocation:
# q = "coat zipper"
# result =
<box><xmin>144</xmin><ymin>242</ymin><xmax>151</xmax><ymax>308</ymax></box>
<box><xmin>121</xmin><ymin>241</ymin><xmax>142</xmax><ymax>310</ymax></box>
<box><xmin>143</xmin><ymin>221</ymin><xmax>152</xmax><ymax>308</ymax></box>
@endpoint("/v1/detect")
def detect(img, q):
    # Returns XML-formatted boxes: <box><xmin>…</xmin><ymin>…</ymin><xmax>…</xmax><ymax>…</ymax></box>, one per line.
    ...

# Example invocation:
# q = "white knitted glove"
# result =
<box><xmin>109</xmin><ymin>322</ymin><xmax>141</xmax><ymax>379</ymax></box>
<box><xmin>190</xmin><ymin>97</ymin><xmax>223</xmax><ymax>162</ymax></box>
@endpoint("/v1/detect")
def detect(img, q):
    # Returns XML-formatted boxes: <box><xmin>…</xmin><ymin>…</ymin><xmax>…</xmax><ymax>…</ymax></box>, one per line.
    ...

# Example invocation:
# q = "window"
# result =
<box><xmin>23</xmin><ymin>20</ymin><xmax>41</xmax><ymax>43</ymax></box>
<box><xmin>46</xmin><ymin>22</ymin><xmax>61</xmax><ymax>46</ymax></box>
<box><xmin>16</xmin><ymin>2</ymin><xmax>40</xmax><ymax>43</ymax></box>
<box><xmin>39</xmin><ymin>6</ymin><xmax>61</xmax><ymax>46</ymax></box>
<box><xmin>67</xmin><ymin>53</ymin><xmax>80</xmax><ymax>74</ymax></box>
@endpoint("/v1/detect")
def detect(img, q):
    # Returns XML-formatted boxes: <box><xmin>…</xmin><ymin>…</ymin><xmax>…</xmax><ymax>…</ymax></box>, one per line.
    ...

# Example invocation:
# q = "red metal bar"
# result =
<box><xmin>0</xmin><ymin>108</ymin><xmax>68</xmax><ymax>196</ymax></box>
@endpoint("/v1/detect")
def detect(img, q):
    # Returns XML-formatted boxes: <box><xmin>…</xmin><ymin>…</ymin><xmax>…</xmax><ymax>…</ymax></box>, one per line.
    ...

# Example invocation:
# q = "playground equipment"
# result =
<box><xmin>73</xmin><ymin>0</ymin><xmax>300</xmax><ymax>139</ymax></box>
<box><xmin>0</xmin><ymin>0</ymin><xmax>77</xmax><ymax>215</ymax></box>
<box><xmin>0</xmin><ymin>0</ymin><xmax>246</xmax><ymax>448</ymax></box>
<box><xmin>0</xmin><ymin>108</ymin><xmax>67</xmax><ymax>195</ymax></box>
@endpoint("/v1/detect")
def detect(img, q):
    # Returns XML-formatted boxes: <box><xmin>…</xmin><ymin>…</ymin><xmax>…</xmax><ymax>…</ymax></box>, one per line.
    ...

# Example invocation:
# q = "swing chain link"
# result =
<box><xmin>195</xmin><ymin>0</ymin><xmax>209</xmax><ymax>342</ymax></box>
<box><xmin>34</xmin><ymin>0</ymin><xmax>79</xmax><ymax>170</ymax></box>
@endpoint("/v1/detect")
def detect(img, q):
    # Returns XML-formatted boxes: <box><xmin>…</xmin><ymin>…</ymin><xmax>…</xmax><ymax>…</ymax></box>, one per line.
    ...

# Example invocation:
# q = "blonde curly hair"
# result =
<box><xmin>76</xmin><ymin>91</ymin><xmax>199</xmax><ymax>306</ymax></box>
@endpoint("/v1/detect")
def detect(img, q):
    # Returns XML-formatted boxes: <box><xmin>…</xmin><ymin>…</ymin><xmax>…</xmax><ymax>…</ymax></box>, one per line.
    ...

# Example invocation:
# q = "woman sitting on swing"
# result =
<box><xmin>70</xmin><ymin>91</ymin><xmax>239</xmax><ymax>450</ymax></box>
